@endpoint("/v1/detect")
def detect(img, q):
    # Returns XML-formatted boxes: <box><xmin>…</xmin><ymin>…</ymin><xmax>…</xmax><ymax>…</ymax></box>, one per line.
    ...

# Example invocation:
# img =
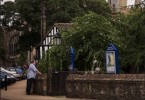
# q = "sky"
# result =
<box><xmin>127</xmin><ymin>0</ymin><xmax>135</xmax><ymax>6</ymax></box>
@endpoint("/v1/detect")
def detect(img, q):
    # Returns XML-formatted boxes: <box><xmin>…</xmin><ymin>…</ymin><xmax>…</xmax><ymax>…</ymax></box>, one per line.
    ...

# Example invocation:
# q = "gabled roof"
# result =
<box><xmin>35</xmin><ymin>23</ymin><xmax>72</xmax><ymax>48</ymax></box>
<box><xmin>45</xmin><ymin>23</ymin><xmax>72</xmax><ymax>39</ymax></box>
<box><xmin>52</xmin><ymin>23</ymin><xmax>72</xmax><ymax>31</ymax></box>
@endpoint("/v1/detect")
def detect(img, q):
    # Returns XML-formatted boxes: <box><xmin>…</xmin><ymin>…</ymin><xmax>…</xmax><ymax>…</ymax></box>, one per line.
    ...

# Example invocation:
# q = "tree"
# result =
<box><xmin>1</xmin><ymin>0</ymin><xmax>112</xmax><ymax>69</ymax></box>
<box><xmin>15</xmin><ymin>0</ymin><xmax>41</xmax><ymax>32</ymax></box>
<box><xmin>0</xmin><ymin>1</ymin><xmax>21</xmax><ymax>31</ymax></box>
<box><xmin>110</xmin><ymin>3</ymin><xmax>145</xmax><ymax>73</ymax></box>
<box><xmin>18</xmin><ymin>30</ymin><xmax>41</xmax><ymax>51</ymax></box>
<box><xmin>15</xmin><ymin>0</ymin><xmax>111</xmax><ymax>29</ymax></box>
<box><xmin>13</xmin><ymin>0</ymin><xmax>111</xmax><ymax>51</ymax></box>
<box><xmin>48</xmin><ymin>12</ymin><xmax>117</xmax><ymax>71</ymax></box>
<box><xmin>120</xmin><ymin>7</ymin><xmax>145</xmax><ymax>73</ymax></box>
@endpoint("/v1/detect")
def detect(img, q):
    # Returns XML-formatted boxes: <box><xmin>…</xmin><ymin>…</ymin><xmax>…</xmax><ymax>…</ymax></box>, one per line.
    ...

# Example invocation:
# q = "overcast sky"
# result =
<box><xmin>127</xmin><ymin>0</ymin><xmax>135</xmax><ymax>5</ymax></box>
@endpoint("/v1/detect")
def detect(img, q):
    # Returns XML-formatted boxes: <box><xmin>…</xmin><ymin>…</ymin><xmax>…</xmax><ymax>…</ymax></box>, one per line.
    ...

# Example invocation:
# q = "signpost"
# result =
<box><xmin>106</xmin><ymin>43</ymin><xmax>119</xmax><ymax>74</ymax></box>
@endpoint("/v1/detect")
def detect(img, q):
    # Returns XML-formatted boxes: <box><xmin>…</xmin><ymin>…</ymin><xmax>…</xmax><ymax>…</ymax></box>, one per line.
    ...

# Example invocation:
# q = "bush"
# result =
<box><xmin>37</xmin><ymin>59</ymin><xmax>47</xmax><ymax>73</ymax></box>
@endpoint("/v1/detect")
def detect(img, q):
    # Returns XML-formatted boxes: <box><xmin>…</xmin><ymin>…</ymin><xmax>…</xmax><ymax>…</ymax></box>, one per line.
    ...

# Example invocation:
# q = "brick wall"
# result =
<box><xmin>66</xmin><ymin>74</ymin><xmax>145</xmax><ymax>100</ymax></box>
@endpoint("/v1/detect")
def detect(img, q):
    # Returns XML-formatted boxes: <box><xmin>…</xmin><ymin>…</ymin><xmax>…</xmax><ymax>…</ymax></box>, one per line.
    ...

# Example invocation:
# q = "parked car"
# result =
<box><xmin>0</xmin><ymin>67</ymin><xmax>21</xmax><ymax>80</ymax></box>
<box><xmin>6</xmin><ymin>67</ymin><xmax>26</xmax><ymax>79</ymax></box>
<box><xmin>15</xmin><ymin>68</ymin><xmax>23</xmax><ymax>74</ymax></box>
<box><xmin>6</xmin><ymin>67</ymin><xmax>17</xmax><ymax>73</ymax></box>
<box><xmin>0</xmin><ymin>71</ymin><xmax>16</xmax><ymax>84</ymax></box>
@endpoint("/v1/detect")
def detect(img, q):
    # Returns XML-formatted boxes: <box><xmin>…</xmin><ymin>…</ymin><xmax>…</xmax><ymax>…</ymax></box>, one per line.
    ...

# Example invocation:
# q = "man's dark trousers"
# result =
<box><xmin>26</xmin><ymin>78</ymin><xmax>35</xmax><ymax>95</ymax></box>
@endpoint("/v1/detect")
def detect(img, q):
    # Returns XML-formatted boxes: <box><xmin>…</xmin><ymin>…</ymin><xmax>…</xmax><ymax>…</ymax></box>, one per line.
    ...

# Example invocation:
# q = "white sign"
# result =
<box><xmin>106</xmin><ymin>51</ymin><xmax>116</xmax><ymax>73</ymax></box>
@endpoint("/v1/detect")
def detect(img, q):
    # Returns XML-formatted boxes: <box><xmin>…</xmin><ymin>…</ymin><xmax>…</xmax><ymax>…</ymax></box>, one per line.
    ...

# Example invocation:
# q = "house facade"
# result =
<box><xmin>32</xmin><ymin>23</ymin><xmax>71</xmax><ymax>62</ymax></box>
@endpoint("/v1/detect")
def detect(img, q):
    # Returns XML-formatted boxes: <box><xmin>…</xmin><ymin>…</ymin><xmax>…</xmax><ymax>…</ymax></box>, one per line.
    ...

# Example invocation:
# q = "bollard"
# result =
<box><xmin>4</xmin><ymin>75</ymin><xmax>7</xmax><ymax>91</ymax></box>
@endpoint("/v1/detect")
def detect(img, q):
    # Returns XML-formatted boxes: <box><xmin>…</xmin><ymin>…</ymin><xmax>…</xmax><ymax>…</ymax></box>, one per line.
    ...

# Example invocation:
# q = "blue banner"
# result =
<box><xmin>69</xmin><ymin>47</ymin><xmax>74</xmax><ymax>71</ymax></box>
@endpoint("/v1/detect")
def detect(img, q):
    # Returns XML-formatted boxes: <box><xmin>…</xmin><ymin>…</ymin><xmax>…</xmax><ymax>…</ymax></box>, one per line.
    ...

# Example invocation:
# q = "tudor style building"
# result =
<box><xmin>29</xmin><ymin>23</ymin><xmax>72</xmax><ymax>62</ymax></box>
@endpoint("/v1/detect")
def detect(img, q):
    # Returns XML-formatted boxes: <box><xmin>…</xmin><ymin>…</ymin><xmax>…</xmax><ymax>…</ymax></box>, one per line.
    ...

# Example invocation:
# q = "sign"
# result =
<box><xmin>106</xmin><ymin>43</ymin><xmax>119</xmax><ymax>74</ymax></box>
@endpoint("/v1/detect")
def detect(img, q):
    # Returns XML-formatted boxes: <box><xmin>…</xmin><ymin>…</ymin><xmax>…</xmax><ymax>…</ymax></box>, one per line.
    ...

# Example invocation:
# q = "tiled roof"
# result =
<box><xmin>53</xmin><ymin>23</ymin><xmax>72</xmax><ymax>31</ymax></box>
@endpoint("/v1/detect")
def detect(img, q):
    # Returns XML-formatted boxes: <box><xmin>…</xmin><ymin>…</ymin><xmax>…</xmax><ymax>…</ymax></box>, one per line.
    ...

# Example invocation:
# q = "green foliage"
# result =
<box><xmin>13</xmin><ymin>0</ymin><xmax>111</xmax><ymax>71</ymax></box>
<box><xmin>1</xmin><ymin>1</ymin><xmax>20</xmax><ymax>30</ymax></box>
<box><xmin>79</xmin><ymin>0</ymin><xmax>112</xmax><ymax>18</ymax></box>
<box><xmin>48</xmin><ymin>45</ymin><xmax>69</xmax><ymax>71</ymax></box>
<box><xmin>3</xmin><ymin>0</ymin><xmax>145</xmax><ymax>73</ymax></box>
<box><xmin>15</xmin><ymin>0</ymin><xmax>41</xmax><ymax>30</ymax></box>
<box><xmin>110</xmin><ymin>6</ymin><xmax>145</xmax><ymax>73</ymax></box>
<box><xmin>120</xmin><ymin>7</ymin><xmax>145</xmax><ymax>73</ymax></box>
<box><xmin>15</xmin><ymin>0</ymin><xmax>111</xmax><ymax>29</ymax></box>
<box><xmin>18</xmin><ymin>30</ymin><xmax>41</xmax><ymax>51</ymax></box>
<box><xmin>68</xmin><ymin>12</ymin><xmax>117</xmax><ymax>71</ymax></box>
<box><xmin>37</xmin><ymin>58</ymin><xmax>47</xmax><ymax>73</ymax></box>
<box><xmin>47</xmin><ymin>12</ymin><xmax>117</xmax><ymax>71</ymax></box>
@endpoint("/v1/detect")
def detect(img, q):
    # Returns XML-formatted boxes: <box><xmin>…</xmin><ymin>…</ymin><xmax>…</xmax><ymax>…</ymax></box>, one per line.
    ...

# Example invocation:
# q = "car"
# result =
<box><xmin>6</xmin><ymin>67</ymin><xmax>17</xmax><ymax>73</ymax></box>
<box><xmin>15</xmin><ymin>68</ymin><xmax>23</xmax><ymax>74</ymax></box>
<box><xmin>0</xmin><ymin>67</ymin><xmax>21</xmax><ymax>80</ymax></box>
<box><xmin>0</xmin><ymin>71</ymin><xmax>16</xmax><ymax>84</ymax></box>
<box><xmin>6</xmin><ymin>67</ymin><xmax>25</xmax><ymax>79</ymax></box>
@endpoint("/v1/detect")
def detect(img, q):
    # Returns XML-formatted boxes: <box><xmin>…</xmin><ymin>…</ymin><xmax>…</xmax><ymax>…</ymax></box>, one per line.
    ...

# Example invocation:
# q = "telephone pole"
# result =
<box><xmin>41</xmin><ymin>0</ymin><xmax>46</xmax><ymax>41</ymax></box>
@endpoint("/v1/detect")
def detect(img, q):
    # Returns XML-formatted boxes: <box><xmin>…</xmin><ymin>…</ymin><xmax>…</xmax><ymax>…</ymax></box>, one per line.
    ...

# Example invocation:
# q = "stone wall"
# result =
<box><xmin>33</xmin><ymin>74</ymin><xmax>47</xmax><ymax>95</ymax></box>
<box><xmin>34</xmin><ymin>72</ymin><xmax>68</xmax><ymax>96</ymax></box>
<box><xmin>66</xmin><ymin>74</ymin><xmax>145</xmax><ymax>100</ymax></box>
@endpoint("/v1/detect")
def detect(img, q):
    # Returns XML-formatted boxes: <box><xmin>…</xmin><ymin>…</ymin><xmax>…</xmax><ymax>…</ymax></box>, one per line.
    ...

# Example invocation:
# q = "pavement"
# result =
<box><xmin>0</xmin><ymin>80</ymin><xmax>90</xmax><ymax>100</ymax></box>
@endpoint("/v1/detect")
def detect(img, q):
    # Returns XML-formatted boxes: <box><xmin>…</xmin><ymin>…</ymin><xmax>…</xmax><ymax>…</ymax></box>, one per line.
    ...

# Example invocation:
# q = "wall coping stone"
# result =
<box><xmin>66</xmin><ymin>74</ymin><xmax>145</xmax><ymax>81</ymax></box>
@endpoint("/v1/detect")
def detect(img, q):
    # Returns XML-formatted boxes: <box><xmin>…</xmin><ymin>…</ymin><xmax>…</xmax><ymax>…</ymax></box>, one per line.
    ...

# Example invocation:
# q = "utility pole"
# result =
<box><xmin>41</xmin><ymin>0</ymin><xmax>46</xmax><ymax>41</ymax></box>
<box><xmin>41</xmin><ymin>0</ymin><xmax>50</xmax><ymax>95</ymax></box>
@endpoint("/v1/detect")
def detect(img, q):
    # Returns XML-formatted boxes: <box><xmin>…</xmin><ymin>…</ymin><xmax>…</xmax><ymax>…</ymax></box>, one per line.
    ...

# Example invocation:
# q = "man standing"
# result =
<box><xmin>26</xmin><ymin>60</ymin><xmax>41</xmax><ymax>95</ymax></box>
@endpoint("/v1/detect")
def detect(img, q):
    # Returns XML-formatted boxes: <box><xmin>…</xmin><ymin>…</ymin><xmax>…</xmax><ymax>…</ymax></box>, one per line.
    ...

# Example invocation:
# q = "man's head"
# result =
<box><xmin>31</xmin><ymin>60</ymin><xmax>36</xmax><ymax>65</ymax></box>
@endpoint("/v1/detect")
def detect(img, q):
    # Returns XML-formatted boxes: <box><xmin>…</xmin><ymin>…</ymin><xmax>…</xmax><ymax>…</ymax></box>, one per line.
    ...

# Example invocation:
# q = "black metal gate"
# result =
<box><xmin>51</xmin><ymin>71</ymin><xmax>69</xmax><ymax>95</ymax></box>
